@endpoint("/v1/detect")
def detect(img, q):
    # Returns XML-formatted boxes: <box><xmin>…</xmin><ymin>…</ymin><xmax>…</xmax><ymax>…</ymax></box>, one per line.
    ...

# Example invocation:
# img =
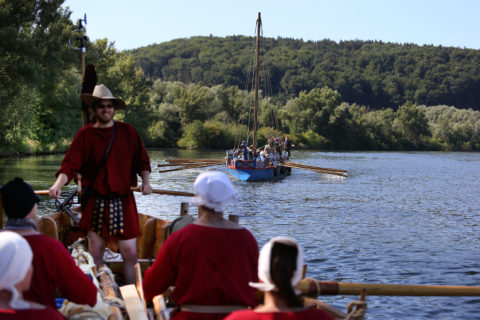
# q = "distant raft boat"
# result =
<box><xmin>226</xmin><ymin>157</ymin><xmax>289</xmax><ymax>181</ymax></box>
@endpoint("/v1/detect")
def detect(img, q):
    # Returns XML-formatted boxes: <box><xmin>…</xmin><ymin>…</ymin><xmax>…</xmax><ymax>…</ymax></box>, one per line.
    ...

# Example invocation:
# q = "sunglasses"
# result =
<box><xmin>97</xmin><ymin>103</ymin><xmax>114</xmax><ymax>109</ymax></box>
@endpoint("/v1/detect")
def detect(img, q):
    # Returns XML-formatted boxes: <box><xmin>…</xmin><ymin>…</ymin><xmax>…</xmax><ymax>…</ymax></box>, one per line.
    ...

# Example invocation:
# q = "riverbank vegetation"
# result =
<box><xmin>1</xmin><ymin>1</ymin><xmax>479</xmax><ymax>156</ymax></box>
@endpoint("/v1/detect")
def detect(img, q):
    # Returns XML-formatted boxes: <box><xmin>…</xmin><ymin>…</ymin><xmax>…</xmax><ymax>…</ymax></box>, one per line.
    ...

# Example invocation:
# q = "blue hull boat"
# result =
<box><xmin>226</xmin><ymin>158</ymin><xmax>289</xmax><ymax>181</ymax></box>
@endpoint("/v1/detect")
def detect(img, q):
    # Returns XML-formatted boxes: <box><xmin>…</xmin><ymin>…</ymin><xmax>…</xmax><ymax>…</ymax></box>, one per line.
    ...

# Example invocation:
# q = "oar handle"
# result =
<box><xmin>130</xmin><ymin>187</ymin><xmax>194</xmax><ymax>197</ymax></box>
<box><xmin>35</xmin><ymin>190</ymin><xmax>50</xmax><ymax>196</ymax></box>
<box><xmin>297</xmin><ymin>279</ymin><xmax>480</xmax><ymax>296</ymax></box>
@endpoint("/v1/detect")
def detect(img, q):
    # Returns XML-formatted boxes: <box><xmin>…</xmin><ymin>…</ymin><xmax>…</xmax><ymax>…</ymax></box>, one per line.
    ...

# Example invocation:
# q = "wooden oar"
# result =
<box><xmin>158</xmin><ymin>163</ymin><xmax>222</xmax><ymax>173</ymax></box>
<box><xmin>286</xmin><ymin>161</ymin><xmax>347</xmax><ymax>173</ymax></box>
<box><xmin>297</xmin><ymin>279</ymin><xmax>480</xmax><ymax>296</ymax></box>
<box><xmin>281</xmin><ymin>164</ymin><xmax>347</xmax><ymax>177</ymax></box>
<box><xmin>35</xmin><ymin>188</ymin><xmax>194</xmax><ymax>197</ymax></box>
<box><xmin>159</xmin><ymin>161</ymin><xmax>222</xmax><ymax>167</ymax></box>
<box><xmin>130</xmin><ymin>187</ymin><xmax>194</xmax><ymax>197</ymax></box>
<box><xmin>165</xmin><ymin>158</ymin><xmax>224</xmax><ymax>164</ymax></box>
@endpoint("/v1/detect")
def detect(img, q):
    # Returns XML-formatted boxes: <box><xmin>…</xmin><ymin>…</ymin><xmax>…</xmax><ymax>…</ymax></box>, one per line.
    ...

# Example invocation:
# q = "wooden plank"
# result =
<box><xmin>135</xmin><ymin>263</ymin><xmax>146</xmax><ymax>312</ymax></box>
<box><xmin>138</xmin><ymin>218</ymin><xmax>156</xmax><ymax>259</ymax></box>
<box><xmin>120</xmin><ymin>284</ymin><xmax>148</xmax><ymax>320</ymax></box>
<box><xmin>107</xmin><ymin>259</ymin><xmax>154</xmax><ymax>274</ymax></box>
<box><xmin>37</xmin><ymin>216</ymin><xmax>59</xmax><ymax>240</ymax></box>
<box><xmin>152</xmin><ymin>295</ymin><xmax>168</xmax><ymax>320</ymax></box>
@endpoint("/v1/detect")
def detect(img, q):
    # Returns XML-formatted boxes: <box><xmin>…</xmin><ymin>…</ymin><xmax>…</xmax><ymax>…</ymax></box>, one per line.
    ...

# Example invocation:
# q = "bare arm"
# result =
<box><xmin>139</xmin><ymin>170</ymin><xmax>152</xmax><ymax>195</ymax></box>
<box><xmin>49</xmin><ymin>173</ymin><xmax>68</xmax><ymax>199</ymax></box>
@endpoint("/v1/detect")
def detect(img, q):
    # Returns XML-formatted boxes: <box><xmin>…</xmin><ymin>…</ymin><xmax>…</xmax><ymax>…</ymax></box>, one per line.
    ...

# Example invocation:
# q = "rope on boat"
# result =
<box><xmin>345</xmin><ymin>300</ymin><xmax>367</xmax><ymax>320</ymax></box>
<box><xmin>64</xmin><ymin>309</ymin><xmax>105</xmax><ymax>320</ymax></box>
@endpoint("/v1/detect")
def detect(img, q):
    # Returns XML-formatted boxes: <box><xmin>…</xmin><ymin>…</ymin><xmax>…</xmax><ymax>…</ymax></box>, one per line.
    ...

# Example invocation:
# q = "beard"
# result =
<box><xmin>95</xmin><ymin>110</ymin><xmax>115</xmax><ymax>124</ymax></box>
<box><xmin>97</xmin><ymin>114</ymin><xmax>113</xmax><ymax>124</ymax></box>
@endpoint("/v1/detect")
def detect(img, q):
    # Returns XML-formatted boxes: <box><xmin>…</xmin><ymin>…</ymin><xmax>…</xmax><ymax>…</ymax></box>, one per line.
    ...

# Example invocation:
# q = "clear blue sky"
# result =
<box><xmin>63</xmin><ymin>0</ymin><xmax>480</xmax><ymax>51</ymax></box>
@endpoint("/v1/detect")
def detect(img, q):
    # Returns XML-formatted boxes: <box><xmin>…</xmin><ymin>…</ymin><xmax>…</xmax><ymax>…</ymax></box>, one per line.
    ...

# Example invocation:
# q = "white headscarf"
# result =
<box><xmin>189</xmin><ymin>171</ymin><xmax>238</xmax><ymax>212</ymax></box>
<box><xmin>249</xmin><ymin>236</ymin><xmax>304</xmax><ymax>293</ymax></box>
<box><xmin>0</xmin><ymin>231</ymin><xmax>33</xmax><ymax>309</ymax></box>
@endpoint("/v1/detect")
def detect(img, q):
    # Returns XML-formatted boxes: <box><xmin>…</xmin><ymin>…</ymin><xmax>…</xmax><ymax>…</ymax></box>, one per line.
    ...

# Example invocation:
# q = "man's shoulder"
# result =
<box><xmin>116</xmin><ymin>121</ymin><xmax>139</xmax><ymax>133</ymax></box>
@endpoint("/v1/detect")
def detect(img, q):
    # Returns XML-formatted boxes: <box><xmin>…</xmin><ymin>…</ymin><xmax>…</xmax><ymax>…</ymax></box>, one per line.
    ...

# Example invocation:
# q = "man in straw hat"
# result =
<box><xmin>49</xmin><ymin>84</ymin><xmax>152</xmax><ymax>284</ymax></box>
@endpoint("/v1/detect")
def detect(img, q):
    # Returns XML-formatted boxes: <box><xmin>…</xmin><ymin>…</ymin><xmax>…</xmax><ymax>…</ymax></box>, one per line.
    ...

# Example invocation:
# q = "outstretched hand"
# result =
<box><xmin>49</xmin><ymin>185</ymin><xmax>62</xmax><ymax>199</ymax></box>
<box><xmin>139</xmin><ymin>182</ymin><xmax>152</xmax><ymax>195</ymax></box>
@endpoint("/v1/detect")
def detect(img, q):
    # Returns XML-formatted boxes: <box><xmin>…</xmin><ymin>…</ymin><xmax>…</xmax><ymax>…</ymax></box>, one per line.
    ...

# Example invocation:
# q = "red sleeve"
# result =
<box><xmin>56</xmin><ymin>126</ymin><xmax>89</xmax><ymax>182</ymax></box>
<box><xmin>142</xmin><ymin>234</ymin><xmax>178</xmax><ymax>302</ymax></box>
<box><xmin>51</xmin><ymin>239</ymin><xmax>97</xmax><ymax>307</ymax></box>
<box><xmin>131</xmin><ymin>124</ymin><xmax>151</xmax><ymax>174</ymax></box>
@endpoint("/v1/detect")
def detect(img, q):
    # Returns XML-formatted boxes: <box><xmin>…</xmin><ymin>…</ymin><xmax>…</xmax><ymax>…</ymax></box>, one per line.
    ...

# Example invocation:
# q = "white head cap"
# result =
<box><xmin>189</xmin><ymin>171</ymin><xmax>237</xmax><ymax>212</ymax></box>
<box><xmin>249</xmin><ymin>236</ymin><xmax>304</xmax><ymax>293</ymax></box>
<box><xmin>0</xmin><ymin>231</ymin><xmax>33</xmax><ymax>309</ymax></box>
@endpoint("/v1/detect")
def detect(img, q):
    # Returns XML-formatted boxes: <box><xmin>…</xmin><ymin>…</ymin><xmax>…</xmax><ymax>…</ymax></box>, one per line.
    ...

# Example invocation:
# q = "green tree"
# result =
<box><xmin>394</xmin><ymin>103</ymin><xmax>430</xmax><ymax>148</ymax></box>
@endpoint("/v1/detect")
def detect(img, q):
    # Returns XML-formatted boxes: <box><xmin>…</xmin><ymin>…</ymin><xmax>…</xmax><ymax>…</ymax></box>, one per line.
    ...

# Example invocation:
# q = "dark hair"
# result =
<box><xmin>0</xmin><ymin>177</ymin><xmax>40</xmax><ymax>219</ymax></box>
<box><xmin>270</xmin><ymin>242</ymin><xmax>303</xmax><ymax>307</ymax></box>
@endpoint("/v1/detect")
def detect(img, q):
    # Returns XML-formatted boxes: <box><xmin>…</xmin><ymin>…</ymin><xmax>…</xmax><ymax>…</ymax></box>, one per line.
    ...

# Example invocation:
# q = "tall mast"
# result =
<box><xmin>68</xmin><ymin>14</ymin><xmax>88</xmax><ymax>126</ymax></box>
<box><xmin>253</xmin><ymin>12</ymin><xmax>261</xmax><ymax>152</ymax></box>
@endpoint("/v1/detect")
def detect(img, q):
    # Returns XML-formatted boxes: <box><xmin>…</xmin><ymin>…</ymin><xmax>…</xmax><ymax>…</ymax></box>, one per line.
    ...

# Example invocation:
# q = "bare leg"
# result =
<box><xmin>118</xmin><ymin>238</ymin><xmax>138</xmax><ymax>284</ymax></box>
<box><xmin>88</xmin><ymin>231</ymin><xmax>106</xmax><ymax>267</ymax></box>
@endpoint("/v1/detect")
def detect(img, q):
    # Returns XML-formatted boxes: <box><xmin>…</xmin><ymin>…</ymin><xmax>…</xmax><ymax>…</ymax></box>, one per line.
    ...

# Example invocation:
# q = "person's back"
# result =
<box><xmin>225</xmin><ymin>308</ymin><xmax>332</xmax><ymax>320</ymax></box>
<box><xmin>225</xmin><ymin>237</ymin><xmax>335</xmax><ymax>320</ymax></box>
<box><xmin>143</xmin><ymin>172</ymin><xmax>259</xmax><ymax>319</ymax></box>
<box><xmin>0</xmin><ymin>231</ymin><xmax>65</xmax><ymax>320</ymax></box>
<box><xmin>145</xmin><ymin>224</ymin><xmax>258</xmax><ymax>309</ymax></box>
<box><xmin>0</xmin><ymin>177</ymin><xmax>97</xmax><ymax>308</ymax></box>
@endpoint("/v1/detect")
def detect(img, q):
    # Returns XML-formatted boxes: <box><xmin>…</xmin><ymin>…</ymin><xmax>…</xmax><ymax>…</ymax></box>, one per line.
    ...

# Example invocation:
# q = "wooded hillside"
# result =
<box><xmin>131</xmin><ymin>36</ymin><xmax>480</xmax><ymax>110</ymax></box>
<box><xmin>1</xmin><ymin>1</ymin><xmax>478</xmax><ymax>155</ymax></box>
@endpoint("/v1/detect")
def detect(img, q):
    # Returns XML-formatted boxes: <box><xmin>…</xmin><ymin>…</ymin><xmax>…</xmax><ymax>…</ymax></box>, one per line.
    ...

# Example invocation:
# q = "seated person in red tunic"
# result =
<box><xmin>225</xmin><ymin>236</ymin><xmax>342</xmax><ymax>320</ymax></box>
<box><xmin>0</xmin><ymin>231</ymin><xmax>65</xmax><ymax>319</ymax></box>
<box><xmin>143</xmin><ymin>171</ymin><xmax>259</xmax><ymax>319</ymax></box>
<box><xmin>0</xmin><ymin>178</ymin><xmax>97</xmax><ymax>309</ymax></box>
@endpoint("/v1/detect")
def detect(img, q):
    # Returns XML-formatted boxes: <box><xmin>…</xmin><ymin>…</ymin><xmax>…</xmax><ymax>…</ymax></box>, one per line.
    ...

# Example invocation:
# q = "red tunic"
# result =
<box><xmin>0</xmin><ymin>306</ymin><xmax>65</xmax><ymax>320</ymax></box>
<box><xmin>23</xmin><ymin>234</ymin><xmax>97</xmax><ymax>308</ymax></box>
<box><xmin>143</xmin><ymin>224</ymin><xmax>259</xmax><ymax>320</ymax></box>
<box><xmin>56</xmin><ymin>121</ymin><xmax>151</xmax><ymax>239</ymax></box>
<box><xmin>224</xmin><ymin>308</ymin><xmax>334</xmax><ymax>320</ymax></box>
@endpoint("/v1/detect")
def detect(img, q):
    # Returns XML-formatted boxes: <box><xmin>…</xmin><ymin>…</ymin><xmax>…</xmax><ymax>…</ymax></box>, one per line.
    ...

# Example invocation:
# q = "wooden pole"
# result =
<box><xmin>252</xmin><ymin>12</ymin><xmax>261</xmax><ymax>151</ymax></box>
<box><xmin>297</xmin><ymin>279</ymin><xmax>480</xmax><ymax>297</ymax></box>
<box><xmin>130</xmin><ymin>187</ymin><xmax>194</xmax><ymax>197</ymax></box>
<box><xmin>286</xmin><ymin>161</ymin><xmax>347</xmax><ymax>173</ymax></box>
<box><xmin>180</xmin><ymin>203</ymin><xmax>189</xmax><ymax>216</ymax></box>
<box><xmin>280</xmin><ymin>164</ymin><xmax>347</xmax><ymax>177</ymax></box>
<box><xmin>228</xmin><ymin>214</ymin><xmax>239</xmax><ymax>223</ymax></box>
<box><xmin>35</xmin><ymin>188</ymin><xmax>194</xmax><ymax>197</ymax></box>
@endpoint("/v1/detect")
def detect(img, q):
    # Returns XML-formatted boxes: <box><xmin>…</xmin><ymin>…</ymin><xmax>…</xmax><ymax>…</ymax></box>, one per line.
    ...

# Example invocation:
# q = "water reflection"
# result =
<box><xmin>1</xmin><ymin>151</ymin><xmax>480</xmax><ymax>318</ymax></box>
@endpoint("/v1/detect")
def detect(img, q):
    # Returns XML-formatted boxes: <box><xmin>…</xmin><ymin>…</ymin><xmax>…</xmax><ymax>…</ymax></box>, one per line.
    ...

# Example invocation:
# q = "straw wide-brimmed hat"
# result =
<box><xmin>80</xmin><ymin>84</ymin><xmax>126</xmax><ymax>110</ymax></box>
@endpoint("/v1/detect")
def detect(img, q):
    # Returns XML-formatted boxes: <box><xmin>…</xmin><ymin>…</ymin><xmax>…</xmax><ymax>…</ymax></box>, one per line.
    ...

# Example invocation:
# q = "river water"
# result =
<box><xmin>1</xmin><ymin>150</ymin><xmax>480</xmax><ymax>319</ymax></box>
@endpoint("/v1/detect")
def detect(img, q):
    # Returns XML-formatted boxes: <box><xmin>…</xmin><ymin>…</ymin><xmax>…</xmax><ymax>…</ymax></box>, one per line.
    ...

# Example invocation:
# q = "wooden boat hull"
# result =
<box><xmin>227</xmin><ymin>159</ymin><xmax>288</xmax><ymax>181</ymax></box>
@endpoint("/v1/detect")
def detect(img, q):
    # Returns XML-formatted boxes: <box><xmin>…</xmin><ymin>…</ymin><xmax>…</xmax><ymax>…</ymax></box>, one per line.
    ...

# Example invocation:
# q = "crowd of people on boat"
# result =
<box><xmin>0</xmin><ymin>85</ymin><xmax>365</xmax><ymax>319</ymax></box>
<box><xmin>227</xmin><ymin>136</ymin><xmax>294</xmax><ymax>169</ymax></box>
